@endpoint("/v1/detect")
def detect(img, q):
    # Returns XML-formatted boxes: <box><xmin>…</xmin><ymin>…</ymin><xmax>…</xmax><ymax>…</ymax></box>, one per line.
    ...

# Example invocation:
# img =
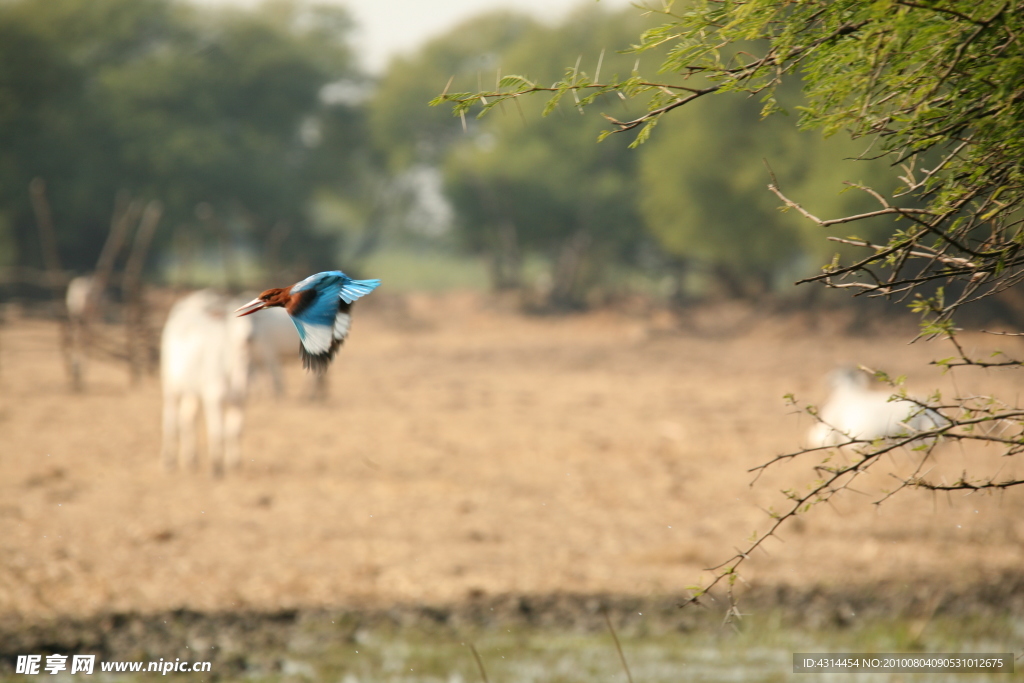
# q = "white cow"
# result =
<box><xmin>248</xmin><ymin>304</ymin><xmax>327</xmax><ymax>401</ymax></box>
<box><xmin>249</xmin><ymin>305</ymin><xmax>299</xmax><ymax>397</ymax></box>
<box><xmin>807</xmin><ymin>367</ymin><xmax>948</xmax><ymax>448</ymax></box>
<box><xmin>160</xmin><ymin>290</ymin><xmax>253</xmax><ymax>475</ymax></box>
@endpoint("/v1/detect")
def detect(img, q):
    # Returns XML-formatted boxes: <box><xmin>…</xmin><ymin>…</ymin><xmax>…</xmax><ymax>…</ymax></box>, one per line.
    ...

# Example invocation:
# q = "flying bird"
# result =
<box><xmin>236</xmin><ymin>271</ymin><xmax>381</xmax><ymax>374</ymax></box>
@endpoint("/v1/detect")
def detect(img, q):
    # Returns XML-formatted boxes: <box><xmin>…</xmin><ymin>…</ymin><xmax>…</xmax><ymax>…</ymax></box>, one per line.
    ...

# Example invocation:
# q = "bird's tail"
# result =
<box><xmin>339</xmin><ymin>278</ymin><xmax>381</xmax><ymax>304</ymax></box>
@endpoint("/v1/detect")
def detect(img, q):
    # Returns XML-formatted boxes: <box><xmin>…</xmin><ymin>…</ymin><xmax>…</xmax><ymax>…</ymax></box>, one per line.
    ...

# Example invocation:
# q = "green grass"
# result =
<box><xmin>250</xmin><ymin>614</ymin><xmax>1022</xmax><ymax>683</ymax></box>
<box><xmin>361</xmin><ymin>250</ymin><xmax>490</xmax><ymax>292</ymax></box>
<box><xmin>13</xmin><ymin>611</ymin><xmax>1013</xmax><ymax>683</ymax></box>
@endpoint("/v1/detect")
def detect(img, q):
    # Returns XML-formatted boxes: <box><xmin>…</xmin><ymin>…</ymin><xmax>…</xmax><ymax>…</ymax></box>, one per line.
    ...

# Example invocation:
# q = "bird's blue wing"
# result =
<box><xmin>338</xmin><ymin>278</ymin><xmax>381</xmax><ymax>304</ymax></box>
<box><xmin>291</xmin><ymin>271</ymin><xmax>381</xmax><ymax>304</ymax></box>
<box><xmin>291</xmin><ymin>271</ymin><xmax>343</xmax><ymax>294</ymax></box>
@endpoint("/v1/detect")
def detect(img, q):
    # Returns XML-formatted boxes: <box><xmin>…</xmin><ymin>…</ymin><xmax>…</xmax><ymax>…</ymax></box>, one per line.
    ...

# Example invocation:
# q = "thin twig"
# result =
<box><xmin>469</xmin><ymin>643</ymin><xmax>489</xmax><ymax>683</ymax></box>
<box><xmin>603</xmin><ymin>609</ymin><xmax>635</xmax><ymax>683</ymax></box>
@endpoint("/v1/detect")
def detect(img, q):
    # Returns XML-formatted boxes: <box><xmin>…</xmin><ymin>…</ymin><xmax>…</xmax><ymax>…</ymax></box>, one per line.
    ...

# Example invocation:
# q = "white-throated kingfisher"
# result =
<box><xmin>236</xmin><ymin>270</ymin><xmax>381</xmax><ymax>374</ymax></box>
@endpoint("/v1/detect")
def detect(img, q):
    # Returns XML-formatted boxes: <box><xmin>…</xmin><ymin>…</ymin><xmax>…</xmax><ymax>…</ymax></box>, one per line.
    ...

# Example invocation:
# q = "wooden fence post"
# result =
<box><xmin>28</xmin><ymin>178</ymin><xmax>76</xmax><ymax>389</ymax></box>
<box><xmin>122</xmin><ymin>201</ymin><xmax>162</xmax><ymax>384</ymax></box>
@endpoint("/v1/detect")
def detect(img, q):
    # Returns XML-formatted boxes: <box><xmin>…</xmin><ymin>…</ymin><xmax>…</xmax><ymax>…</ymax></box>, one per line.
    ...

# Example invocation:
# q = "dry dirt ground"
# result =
<box><xmin>0</xmin><ymin>292</ymin><xmax>1022</xmax><ymax>621</ymax></box>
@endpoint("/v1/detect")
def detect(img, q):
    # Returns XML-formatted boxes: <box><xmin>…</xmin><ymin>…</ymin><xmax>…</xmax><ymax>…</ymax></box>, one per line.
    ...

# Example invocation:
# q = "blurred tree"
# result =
<box><xmin>0</xmin><ymin>0</ymin><xmax>371</xmax><ymax>279</ymax></box>
<box><xmin>0</xmin><ymin>0</ymin><xmax>159</xmax><ymax>270</ymax></box>
<box><xmin>373</xmin><ymin>6</ymin><xmax>657</xmax><ymax>307</ymax></box>
<box><xmin>100</xmin><ymin>1</ymin><xmax>368</xmax><ymax>276</ymax></box>
<box><xmin>444</xmin><ymin>109</ymin><xmax>642</xmax><ymax>304</ymax></box>
<box><xmin>443</xmin><ymin>7</ymin><xmax>654</xmax><ymax>306</ymax></box>
<box><xmin>422</xmin><ymin>5</ymin><xmax>898</xmax><ymax>303</ymax></box>
<box><xmin>439</xmin><ymin>1</ymin><xmax>1024</xmax><ymax>316</ymax></box>
<box><xmin>366</xmin><ymin>13</ymin><xmax>545</xmax><ymax>296</ymax></box>
<box><xmin>369</xmin><ymin>11</ymin><xmax>539</xmax><ymax>171</ymax></box>
<box><xmin>639</xmin><ymin>86</ymin><xmax>898</xmax><ymax>299</ymax></box>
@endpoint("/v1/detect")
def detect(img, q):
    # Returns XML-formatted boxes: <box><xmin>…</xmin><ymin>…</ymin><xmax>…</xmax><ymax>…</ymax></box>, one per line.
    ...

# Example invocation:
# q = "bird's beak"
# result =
<box><xmin>235</xmin><ymin>298</ymin><xmax>266</xmax><ymax>317</ymax></box>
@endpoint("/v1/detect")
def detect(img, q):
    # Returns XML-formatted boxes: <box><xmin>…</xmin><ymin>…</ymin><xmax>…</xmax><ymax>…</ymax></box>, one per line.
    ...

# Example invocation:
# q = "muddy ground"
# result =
<box><xmin>0</xmin><ymin>292</ymin><xmax>1022</xmax><ymax>644</ymax></box>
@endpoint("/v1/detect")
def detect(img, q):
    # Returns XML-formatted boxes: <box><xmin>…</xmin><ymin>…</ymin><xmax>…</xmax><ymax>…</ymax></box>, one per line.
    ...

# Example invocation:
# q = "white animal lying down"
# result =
<box><xmin>160</xmin><ymin>290</ymin><xmax>253</xmax><ymax>475</ymax></box>
<box><xmin>807</xmin><ymin>367</ymin><xmax>949</xmax><ymax>448</ymax></box>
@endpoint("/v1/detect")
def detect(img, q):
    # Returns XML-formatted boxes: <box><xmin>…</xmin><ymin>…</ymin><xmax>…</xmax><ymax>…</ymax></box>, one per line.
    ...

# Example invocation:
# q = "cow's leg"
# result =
<box><xmin>269</xmin><ymin>356</ymin><xmax>286</xmax><ymax>399</ymax></box>
<box><xmin>224</xmin><ymin>401</ymin><xmax>244</xmax><ymax>471</ymax></box>
<box><xmin>204</xmin><ymin>394</ymin><xmax>226</xmax><ymax>477</ymax></box>
<box><xmin>178</xmin><ymin>394</ymin><xmax>200</xmax><ymax>471</ymax></box>
<box><xmin>161</xmin><ymin>392</ymin><xmax>179</xmax><ymax>471</ymax></box>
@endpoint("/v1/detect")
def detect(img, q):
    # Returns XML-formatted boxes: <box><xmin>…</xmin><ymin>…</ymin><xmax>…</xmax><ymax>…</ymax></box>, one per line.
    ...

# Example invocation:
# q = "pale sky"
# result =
<box><xmin>205</xmin><ymin>0</ymin><xmax>637</xmax><ymax>73</ymax></box>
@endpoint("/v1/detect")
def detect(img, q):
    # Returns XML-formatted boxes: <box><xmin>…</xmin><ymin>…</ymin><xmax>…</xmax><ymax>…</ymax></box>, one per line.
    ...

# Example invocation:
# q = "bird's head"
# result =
<box><xmin>235</xmin><ymin>288</ymin><xmax>290</xmax><ymax>317</ymax></box>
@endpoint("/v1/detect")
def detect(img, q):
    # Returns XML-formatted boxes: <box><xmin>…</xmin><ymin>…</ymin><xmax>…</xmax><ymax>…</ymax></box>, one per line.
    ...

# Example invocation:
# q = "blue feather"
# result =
<box><xmin>291</xmin><ymin>271</ymin><xmax>380</xmax><ymax>298</ymax></box>
<box><xmin>338</xmin><ymin>278</ymin><xmax>382</xmax><ymax>304</ymax></box>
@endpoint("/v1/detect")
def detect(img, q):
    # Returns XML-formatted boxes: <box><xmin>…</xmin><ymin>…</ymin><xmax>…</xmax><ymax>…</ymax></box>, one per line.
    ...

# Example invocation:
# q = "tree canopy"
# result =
<box><xmin>374</xmin><ymin>4</ymin><xmax>905</xmax><ymax>305</ymax></box>
<box><xmin>371</xmin><ymin>7</ymin><xmax>661</xmax><ymax>306</ymax></box>
<box><xmin>437</xmin><ymin>0</ymin><xmax>1024</xmax><ymax>321</ymax></box>
<box><xmin>0</xmin><ymin>0</ymin><xmax>370</xmax><ymax>275</ymax></box>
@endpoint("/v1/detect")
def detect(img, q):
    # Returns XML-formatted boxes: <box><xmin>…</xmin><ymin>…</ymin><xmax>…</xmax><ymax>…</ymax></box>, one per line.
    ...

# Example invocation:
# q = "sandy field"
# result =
<box><xmin>0</xmin><ymin>292</ymin><xmax>1022</xmax><ymax>620</ymax></box>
